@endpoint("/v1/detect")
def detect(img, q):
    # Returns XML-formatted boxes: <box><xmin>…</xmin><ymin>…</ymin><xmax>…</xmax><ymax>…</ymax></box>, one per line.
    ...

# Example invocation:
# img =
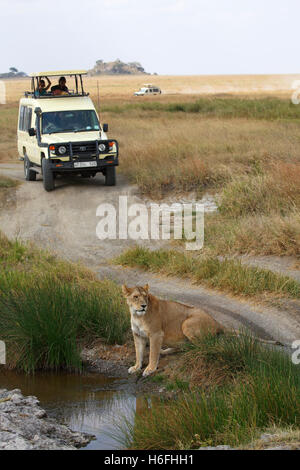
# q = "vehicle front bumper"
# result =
<box><xmin>47</xmin><ymin>139</ymin><xmax>119</xmax><ymax>172</ymax></box>
<box><xmin>49</xmin><ymin>155</ymin><xmax>119</xmax><ymax>172</ymax></box>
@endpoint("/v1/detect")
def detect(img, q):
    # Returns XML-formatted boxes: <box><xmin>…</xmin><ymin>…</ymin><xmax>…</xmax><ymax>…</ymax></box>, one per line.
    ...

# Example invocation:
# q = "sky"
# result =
<box><xmin>0</xmin><ymin>0</ymin><xmax>299</xmax><ymax>75</ymax></box>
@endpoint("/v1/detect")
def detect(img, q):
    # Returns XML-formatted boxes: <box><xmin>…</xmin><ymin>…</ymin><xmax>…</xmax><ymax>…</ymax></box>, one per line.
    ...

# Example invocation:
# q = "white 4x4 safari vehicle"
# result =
<box><xmin>18</xmin><ymin>70</ymin><xmax>119</xmax><ymax>191</ymax></box>
<box><xmin>134</xmin><ymin>84</ymin><xmax>161</xmax><ymax>96</ymax></box>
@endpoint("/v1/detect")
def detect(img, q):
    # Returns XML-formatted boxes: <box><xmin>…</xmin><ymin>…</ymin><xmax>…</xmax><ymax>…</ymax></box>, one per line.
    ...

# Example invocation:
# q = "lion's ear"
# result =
<box><xmin>143</xmin><ymin>284</ymin><xmax>149</xmax><ymax>293</ymax></box>
<box><xmin>122</xmin><ymin>285</ymin><xmax>131</xmax><ymax>297</ymax></box>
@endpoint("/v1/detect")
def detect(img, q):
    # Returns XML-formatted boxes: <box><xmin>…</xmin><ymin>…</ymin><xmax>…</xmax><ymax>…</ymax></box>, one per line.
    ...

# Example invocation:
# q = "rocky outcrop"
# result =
<box><xmin>0</xmin><ymin>389</ymin><xmax>93</xmax><ymax>450</ymax></box>
<box><xmin>89</xmin><ymin>59</ymin><xmax>149</xmax><ymax>76</ymax></box>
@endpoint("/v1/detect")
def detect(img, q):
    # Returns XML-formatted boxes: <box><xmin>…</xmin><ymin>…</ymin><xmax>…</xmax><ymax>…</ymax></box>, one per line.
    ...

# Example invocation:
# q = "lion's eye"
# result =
<box><xmin>134</xmin><ymin>296</ymin><xmax>138</xmax><ymax>299</ymax></box>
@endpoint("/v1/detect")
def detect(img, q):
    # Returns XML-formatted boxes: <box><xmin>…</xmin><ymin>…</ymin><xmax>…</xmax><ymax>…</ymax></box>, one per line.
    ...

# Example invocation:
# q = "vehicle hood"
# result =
<box><xmin>41</xmin><ymin>130</ymin><xmax>105</xmax><ymax>145</ymax></box>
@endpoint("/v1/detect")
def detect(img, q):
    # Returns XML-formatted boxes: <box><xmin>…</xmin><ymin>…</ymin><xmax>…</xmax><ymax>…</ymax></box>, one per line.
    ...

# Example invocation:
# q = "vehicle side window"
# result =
<box><xmin>26</xmin><ymin>108</ymin><xmax>33</xmax><ymax>130</ymax></box>
<box><xmin>19</xmin><ymin>105</ymin><xmax>26</xmax><ymax>131</ymax></box>
<box><xmin>18</xmin><ymin>106</ymin><xmax>32</xmax><ymax>131</ymax></box>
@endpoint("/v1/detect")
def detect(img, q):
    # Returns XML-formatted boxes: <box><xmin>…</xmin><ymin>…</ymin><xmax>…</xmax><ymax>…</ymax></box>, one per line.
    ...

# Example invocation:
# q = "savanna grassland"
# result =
<box><xmin>1</xmin><ymin>74</ymin><xmax>300</xmax><ymax>270</ymax></box>
<box><xmin>1</xmin><ymin>75</ymin><xmax>300</xmax><ymax>449</ymax></box>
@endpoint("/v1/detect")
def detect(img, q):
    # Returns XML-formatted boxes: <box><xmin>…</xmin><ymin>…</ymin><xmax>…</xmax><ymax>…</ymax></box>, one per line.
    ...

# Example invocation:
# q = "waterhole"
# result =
<box><xmin>0</xmin><ymin>370</ymin><xmax>137</xmax><ymax>450</ymax></box>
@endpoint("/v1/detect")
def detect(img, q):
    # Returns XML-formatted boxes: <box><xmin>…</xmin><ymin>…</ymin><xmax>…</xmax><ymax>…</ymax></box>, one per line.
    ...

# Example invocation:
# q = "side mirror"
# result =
<box><xmin>102</xmin><ymin>123</ymin><xmax>108</xmax><ymax>133</ymax></box>
<box><xmin>28</xmin><ymin>128</ymin><xmax>36</xmax><ymax>137</ymax></box>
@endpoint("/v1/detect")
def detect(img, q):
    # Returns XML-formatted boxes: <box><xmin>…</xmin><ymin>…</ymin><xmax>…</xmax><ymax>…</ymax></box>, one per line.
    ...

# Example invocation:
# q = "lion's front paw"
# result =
<box><xmin>142</xmin><ymin>366</ymin><xmax>156</xmax><ymax>377</ymax></box>
<box><xmin>128</xmin><ymin>365</ymin><xmax>141</xmax><ymax>374</ymax></box>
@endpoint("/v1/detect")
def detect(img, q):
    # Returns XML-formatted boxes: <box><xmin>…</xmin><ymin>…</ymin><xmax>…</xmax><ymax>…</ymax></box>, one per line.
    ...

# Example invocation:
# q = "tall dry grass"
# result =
<box><xmin>0</xmin><ymin>105</ymin><xmax>18</xmax><ymax>161</ymax></box>
<box><xmin>204</xmin><ymin>211</ymin><xmax>300</xmax><ymax>257</ymax></box>
<box><xmin>219</xmin><ymin>162</ymin><xmax>300</xmax><ymax>217</ymax></box>
<box><xmin>107</xmin><ymin>115</ymin><xmax>300</xmax><ymax>198</ymax></box>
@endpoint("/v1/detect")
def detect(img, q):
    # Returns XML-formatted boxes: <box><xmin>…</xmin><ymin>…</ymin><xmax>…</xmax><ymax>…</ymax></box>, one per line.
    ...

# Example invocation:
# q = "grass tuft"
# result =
<box><xmin>0</xmin><ymin>175</ymin><xmax>19</xmax><ymax>189</ymax></box>
<box><xmin>203</xmin><ymin>211</ymin><xmax>300</xmax><ymax>257</ymax></box>
<box><xmin>0</xmin><ymin>234</ymin><xmax>130</xmax><ymax>373</ymax></box>
<box><xmin>117</xmin><ymin>334</ymin><xmax>300</xmax><ymax>449</ymax></box>
<box><xmin>115</xmin><ymin>247</ymin><xmax>300</xmax><ymax>299</ymax></box>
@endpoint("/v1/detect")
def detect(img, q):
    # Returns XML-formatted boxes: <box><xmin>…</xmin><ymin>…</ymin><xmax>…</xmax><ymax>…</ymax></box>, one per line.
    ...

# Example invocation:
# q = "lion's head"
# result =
<box><xmin>122</xmin><ymin>284</ymin><xmax>149</xmax><ymax>316</ymax></box>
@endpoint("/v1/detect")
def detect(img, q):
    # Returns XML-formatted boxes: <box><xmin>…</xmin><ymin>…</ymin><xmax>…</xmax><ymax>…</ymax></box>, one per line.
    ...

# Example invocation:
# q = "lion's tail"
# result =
<box><xmin>227</xmin><ymin>329</ymin><xmax>283</xmax><ymax>346</ymax></box>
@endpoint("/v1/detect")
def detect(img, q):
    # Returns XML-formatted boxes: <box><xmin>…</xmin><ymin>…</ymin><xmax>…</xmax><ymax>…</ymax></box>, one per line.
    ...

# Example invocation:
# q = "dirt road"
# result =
<box><xmin>1</xmin><ymin>163</ymin><xmax>299</xmax><ymax>346</ymax></box>
<box><xmin>0</xmin><ymin>163</ymin><xmax>167</xmax><ymax>266</ymax></box>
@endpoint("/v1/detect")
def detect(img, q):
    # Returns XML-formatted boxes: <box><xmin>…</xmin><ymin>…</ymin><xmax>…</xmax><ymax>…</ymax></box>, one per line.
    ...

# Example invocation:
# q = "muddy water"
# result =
<box><xmin>0</xmin><ymin>370</ymin><xmax>136</xmax><ymax>450</ymax></box>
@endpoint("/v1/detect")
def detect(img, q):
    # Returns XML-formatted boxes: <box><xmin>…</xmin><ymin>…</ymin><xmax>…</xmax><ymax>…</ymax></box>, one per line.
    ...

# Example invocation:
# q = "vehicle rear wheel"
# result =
<box><xmin>24</xmin><ymin>155</ymin><xmax>36</xmax><ymax>181</ymax></box>
<box><xmin>105</xmin><ymin>166</ymin><xmax>116</xmax><ymax>186</ymax></box>
<box><xmin>42</xmin><ymin>159</ymin><xmax>55</xmax><ymax>191</ymax></box>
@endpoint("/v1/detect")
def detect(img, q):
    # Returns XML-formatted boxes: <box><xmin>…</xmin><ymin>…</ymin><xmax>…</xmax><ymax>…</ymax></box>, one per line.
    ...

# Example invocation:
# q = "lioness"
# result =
<box><xmin>122</xmin><ymin>284</ymin><xmax>225</xmax><ymax>377</ymax></box>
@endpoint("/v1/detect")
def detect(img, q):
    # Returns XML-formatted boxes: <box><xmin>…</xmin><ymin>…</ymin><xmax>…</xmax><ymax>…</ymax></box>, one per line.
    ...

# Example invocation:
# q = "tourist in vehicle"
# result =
<box><xmin>37</xmin><ymin>77</ymin><xmax>51</xmax><ymax>96</ymax></box>
<box><xmin>51</xmin><ymin>77</ymin><xmax>69</xmax><ymax>95</ymax></box>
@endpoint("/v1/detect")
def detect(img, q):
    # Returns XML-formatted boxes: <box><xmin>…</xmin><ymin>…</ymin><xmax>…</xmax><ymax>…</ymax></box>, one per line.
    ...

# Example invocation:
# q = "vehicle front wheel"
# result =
<box><xmin>24</xmin><ymin>155</ymin><xmax>36</xmax><ymax>181</ymax></box>
<box><xmin>42</xmin><ymin>159</ymin><xmax>55</xmax><ymax>191</ymax></box>
<box><xmin>105</xmin><ymin>166</ymin><xmax>116</xmax><ymax>186</ymax></box>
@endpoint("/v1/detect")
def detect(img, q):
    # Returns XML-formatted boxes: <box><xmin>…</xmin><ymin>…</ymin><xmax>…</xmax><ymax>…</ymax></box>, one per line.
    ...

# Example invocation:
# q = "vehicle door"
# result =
<box><xmin>24</xmin><ymin>106</ymin><xmax>39</xmax><ymax>164</ymax></box>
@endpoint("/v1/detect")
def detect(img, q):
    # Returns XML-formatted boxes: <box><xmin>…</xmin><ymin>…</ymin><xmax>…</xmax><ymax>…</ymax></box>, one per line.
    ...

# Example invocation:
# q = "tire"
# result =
<box><xmin>42</xmin><ymin>158</ymin><xmax>55</xmax><ymax>191</ymax></box>
<box><xmin>24</xmin><ymin>155</ymin><xmax>36</xmax><ymax>181</ymax></box>
<box><xmin>105</xmin><ymin>166</ymin><xmax>116</xmax><ymax>186</ymax></box>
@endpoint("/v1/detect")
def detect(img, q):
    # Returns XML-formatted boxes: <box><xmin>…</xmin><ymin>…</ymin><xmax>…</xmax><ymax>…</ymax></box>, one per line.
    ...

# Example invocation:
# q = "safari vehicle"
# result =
<box><xmin>17</xmin><ymin>70</ymin><xmax>119</xmax><ymax>191</ymax></box>
<box><xmin>134</xmin><ymin>84</ymin><xmax>161</xmax><ymax>96</ymax></box>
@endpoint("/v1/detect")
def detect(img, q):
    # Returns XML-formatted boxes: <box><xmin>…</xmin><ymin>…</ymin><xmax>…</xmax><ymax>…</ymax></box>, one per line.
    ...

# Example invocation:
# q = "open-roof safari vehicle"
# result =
<box><xmin>134</xmin><ymin>84</ymin><xmax>161</xmax><ymax>96</ymax></box>
<box><xmin>17</xmin><ymin>70</ymin><xmax>118</xmax><ymax>191</ymax></box>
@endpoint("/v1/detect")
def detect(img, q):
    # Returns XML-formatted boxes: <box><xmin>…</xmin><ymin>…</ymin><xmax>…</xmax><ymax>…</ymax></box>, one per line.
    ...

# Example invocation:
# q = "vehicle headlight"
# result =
<box><xmin>58</xmin><ymin>145</ymin><xmax>67</xmax><ymax>155</ymax></box>
<box><xmin>98</xmin><ymin>143</ymin><xmax>107</xmax><ymax>152</ymax></box>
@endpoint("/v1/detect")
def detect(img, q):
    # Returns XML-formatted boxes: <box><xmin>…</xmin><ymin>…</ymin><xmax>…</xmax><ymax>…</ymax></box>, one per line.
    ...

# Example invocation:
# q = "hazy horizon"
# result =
<box><xmin>1</xmin><ymin>0</ymin><xmax>299</xmax><ymax>76</ymax></box>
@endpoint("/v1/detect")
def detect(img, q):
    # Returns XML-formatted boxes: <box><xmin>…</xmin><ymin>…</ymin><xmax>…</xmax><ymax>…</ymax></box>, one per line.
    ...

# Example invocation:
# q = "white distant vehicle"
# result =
<box><xmin>134</xmin><ymin>84</ymin><xmax>162</xmax><ymax>96</ymax></box>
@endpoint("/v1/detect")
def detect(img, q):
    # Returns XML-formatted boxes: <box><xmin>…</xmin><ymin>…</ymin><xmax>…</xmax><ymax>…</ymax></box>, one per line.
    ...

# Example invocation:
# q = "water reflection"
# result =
<box><xmin>0</xmin><ymin>369</ymin><xmax>135</xmax><ymax>450</ymax></box>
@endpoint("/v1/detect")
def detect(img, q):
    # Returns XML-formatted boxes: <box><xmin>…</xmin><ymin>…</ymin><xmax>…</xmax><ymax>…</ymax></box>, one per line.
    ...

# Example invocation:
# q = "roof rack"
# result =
<box><xmin>29</xmin><ymin>70</ymin><xmax>87</xmax><ymax>77</ymax></box>
<box><xmin>25</xmin><ymin>70</ymin><xmax>89</xmax><ymax>99</ymax></box>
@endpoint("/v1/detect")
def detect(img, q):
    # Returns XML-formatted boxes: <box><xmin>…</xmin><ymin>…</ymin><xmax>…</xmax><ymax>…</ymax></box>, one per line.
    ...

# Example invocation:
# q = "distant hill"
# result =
<box><xmin>88</xmin><ymin>59</ymin><xmax>149</xmax><ymax>76</ymax></box>
<box><xmin>0</xmin><ymin>68</ymin><xmax>27</xmax><ymax>79</ymax></box>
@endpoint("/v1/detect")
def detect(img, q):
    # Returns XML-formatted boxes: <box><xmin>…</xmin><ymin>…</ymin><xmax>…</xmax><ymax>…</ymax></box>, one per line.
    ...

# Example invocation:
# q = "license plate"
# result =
<box><xmin>74</xmin><ymin>161</ymin><xmax>97</xmax><ymax>168</ymax></box>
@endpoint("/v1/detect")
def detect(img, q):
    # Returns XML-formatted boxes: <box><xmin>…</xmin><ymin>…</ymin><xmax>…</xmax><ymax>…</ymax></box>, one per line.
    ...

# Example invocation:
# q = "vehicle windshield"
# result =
<box><xmin>42</xmin><ymin>110</ymin><xmax>100</xmax><ymax>134</ymax></box>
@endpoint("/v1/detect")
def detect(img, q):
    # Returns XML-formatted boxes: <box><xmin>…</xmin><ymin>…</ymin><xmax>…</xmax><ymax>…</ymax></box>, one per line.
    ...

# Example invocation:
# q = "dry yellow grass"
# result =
<box><xmin>243</xmin><ymin>427</ymin><xmax>300</xmax><ymax>450</ymax></box>
<box><xmin>203</xmin><ymin>211</ymin><xmax>300</xmax><ymax>257</ymax></box>
<box><xmin>106</xmin><ymin>114</ymin><xmax>300</xmax><ymax>196</ymax></box>
<box><xmin>2</xmin><ymin>73</ymin><xmax>300</xmax><ymax>104</ymax></box>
